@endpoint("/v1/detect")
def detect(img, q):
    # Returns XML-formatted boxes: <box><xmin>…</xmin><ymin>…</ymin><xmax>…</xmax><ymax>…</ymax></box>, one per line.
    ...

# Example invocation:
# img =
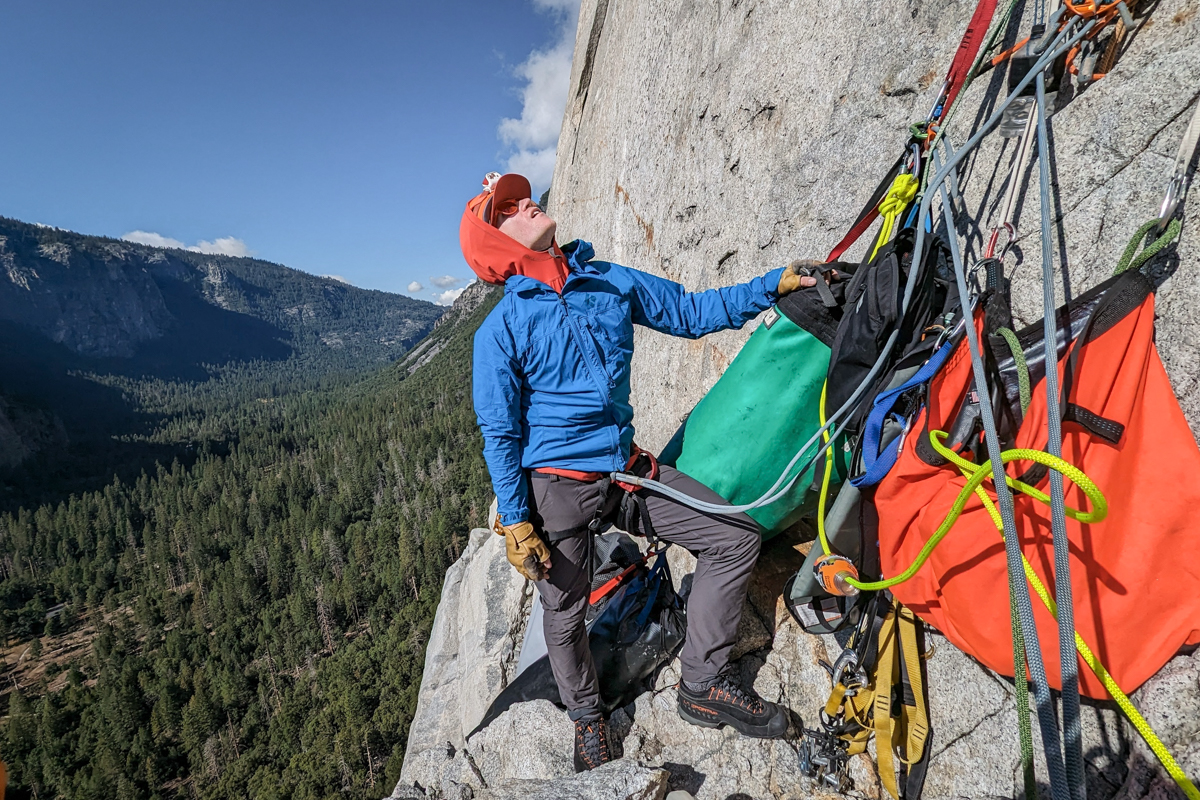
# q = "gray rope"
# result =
<box><xmin>935</xmin><ymin>148</ymin><xmax>1070</xmax><ymax>800</ymax></box>
<box><xmin>1035</xmin><ymin>68</ymin><xmax>1086</xmax><ymax>800</ymax></box>
<box><xmin>616</xmin><ymin>18</ymin><xmax>1096</xmax><ymax>516</ymax></box>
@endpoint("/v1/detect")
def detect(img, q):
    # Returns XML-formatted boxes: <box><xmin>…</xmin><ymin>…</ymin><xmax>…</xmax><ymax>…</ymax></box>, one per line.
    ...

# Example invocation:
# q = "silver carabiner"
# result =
<box><xmin>1157</xmin><ymin>174</ymin><xmax>1185</xmax><ymax>234</ymax></box>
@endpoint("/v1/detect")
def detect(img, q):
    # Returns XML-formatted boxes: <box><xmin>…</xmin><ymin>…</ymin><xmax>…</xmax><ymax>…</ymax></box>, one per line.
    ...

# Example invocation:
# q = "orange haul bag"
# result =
<box><xmin>873</xmin><ymin>270</ymin><xmax>1200</xmax><ymax>698</ymax></box>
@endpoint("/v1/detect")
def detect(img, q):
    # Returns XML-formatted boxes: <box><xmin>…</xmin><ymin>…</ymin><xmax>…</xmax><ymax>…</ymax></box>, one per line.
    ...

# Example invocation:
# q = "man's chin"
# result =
<box><xmin>534</xmin><ymin>222</ymin><xmax>558</xmax><ymax>251</ymax></box>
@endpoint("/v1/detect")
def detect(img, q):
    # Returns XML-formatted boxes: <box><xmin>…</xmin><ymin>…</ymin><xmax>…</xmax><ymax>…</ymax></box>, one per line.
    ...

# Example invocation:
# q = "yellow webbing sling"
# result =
<box><xmin>823</xmin><ymin>599</ymin><xmax>929</xmax><ymax>799</ymax></box>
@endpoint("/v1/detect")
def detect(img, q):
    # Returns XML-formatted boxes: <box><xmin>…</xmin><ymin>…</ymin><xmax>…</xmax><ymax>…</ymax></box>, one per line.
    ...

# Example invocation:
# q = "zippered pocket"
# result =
<box><xmin>580</xmin><ymin>318</ymin><xmax>616</xmax><ymax>388</ymax></box>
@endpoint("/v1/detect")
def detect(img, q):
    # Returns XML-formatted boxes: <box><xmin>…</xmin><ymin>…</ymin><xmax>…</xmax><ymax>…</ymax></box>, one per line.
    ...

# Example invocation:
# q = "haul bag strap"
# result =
<box><xmin>1063</xmin><ymin>403</ymin><xmax>1125</xmax><ymax>445</ymax></box>
<box><xmin>852</xmin><ymin>342</ymin><xmax>954</xmax><ymax>488</ymax></box>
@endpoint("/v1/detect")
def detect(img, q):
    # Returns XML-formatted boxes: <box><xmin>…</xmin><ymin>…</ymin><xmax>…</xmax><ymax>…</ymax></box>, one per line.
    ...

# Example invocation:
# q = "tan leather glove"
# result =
<box><xmin>494</xmin><ymin>518</ymin><xmax>552</xmax><ymax>581</ymax></box>
<box><xmin>777</xmin><ymin>259</ymin><xmax>843</xmax><ymax>296</ymax></box>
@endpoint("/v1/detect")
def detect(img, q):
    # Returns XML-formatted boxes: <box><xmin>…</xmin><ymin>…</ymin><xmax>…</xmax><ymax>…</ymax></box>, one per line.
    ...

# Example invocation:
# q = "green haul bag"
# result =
<box><xmin>660</xmin><ymin>278</ymin><xmax>851</xmax><ymax>537</ymax></box>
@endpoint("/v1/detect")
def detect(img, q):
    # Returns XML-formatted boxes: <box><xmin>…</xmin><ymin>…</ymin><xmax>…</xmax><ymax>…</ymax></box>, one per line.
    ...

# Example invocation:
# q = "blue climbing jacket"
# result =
<box><xmin>473</xmin><ymin>239</ymin><xmax>784</xmax><ymax>525</ymax></box>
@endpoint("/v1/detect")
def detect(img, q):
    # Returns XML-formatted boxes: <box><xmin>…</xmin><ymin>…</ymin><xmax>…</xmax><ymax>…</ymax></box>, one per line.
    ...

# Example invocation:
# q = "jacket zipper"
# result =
<box><xmin>559</xmin><ymin>294</ymin><xmax>615</xmax><ymax>391</ymax></box>
<box><xmin>559</xmin><ymin>293</ymin><xmax>622</xmax><ymax>464</ymax></box>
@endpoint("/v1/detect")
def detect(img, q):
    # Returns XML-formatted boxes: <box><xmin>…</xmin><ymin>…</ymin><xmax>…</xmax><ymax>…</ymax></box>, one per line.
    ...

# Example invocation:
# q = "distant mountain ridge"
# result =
<box><xmin>0</xmin><ymin>216</ymin><xmax>441</xmax><ymax>362</ymax></box>
<box><xmin>0</xmin><ymin>214</ymin><xmax>444</xmax><ymax>505</ymax></box>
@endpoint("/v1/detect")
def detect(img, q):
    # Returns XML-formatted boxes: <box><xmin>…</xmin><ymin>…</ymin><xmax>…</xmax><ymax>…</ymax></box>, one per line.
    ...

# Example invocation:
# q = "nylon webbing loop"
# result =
<box><xmin>851</xmin><ymin>342</ymin><xmax>954</xmax><ymax>489</ymax></box>
<box><xmin>935</xmin><ymin>0</ymin><xmax>1001</xmax><ymax>122</ymax></box>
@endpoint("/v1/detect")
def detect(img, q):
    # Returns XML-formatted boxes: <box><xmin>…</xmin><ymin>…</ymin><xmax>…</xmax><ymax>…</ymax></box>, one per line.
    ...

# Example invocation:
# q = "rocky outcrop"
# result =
<box><xmin>397</xmin><ymin>0</ymin><xmax>1200</xmax><ymax>797</ymax></box>
<box><xmin>396</xmin><ymin>524</ymin><xmax>1200</xmax><ymax>799</ymax></box>
<box><xmin>0</xmin><ymin>229</ymin><xmax>171</xmax><ymax>357</ymax></box>
<box><xmin>400</xmin><ymin>525</ymin><xmax>533</xmax><ymax>767</ymax></box>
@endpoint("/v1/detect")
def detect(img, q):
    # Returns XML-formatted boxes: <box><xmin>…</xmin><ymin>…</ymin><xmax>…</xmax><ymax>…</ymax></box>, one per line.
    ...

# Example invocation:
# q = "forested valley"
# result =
<box><xmin>0</xmin><ymin>279</ymin><xmax>499</xmax><ymax>799</ymax></box>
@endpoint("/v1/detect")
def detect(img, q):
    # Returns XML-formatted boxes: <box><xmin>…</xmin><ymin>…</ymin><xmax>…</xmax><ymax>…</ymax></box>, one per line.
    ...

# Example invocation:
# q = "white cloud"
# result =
<box><xmin>434</xmin><ymin>287</ymin><xmax>467</xmax><ymax>306</ymax></box>
<box><xmin>429</xmin><ymin>275</ymin><xmax>465</xmax><ymax>289</ymax></box>
<box><xmin>322</xmin><ymin>275</ymin><xmax>352</xmax><ymax>285</ymax></box>
<box><xmin>505</xmin><ymin>148</ymin><xmax>560</xmax><ymax>189</ymax></box>
<box><xmin>123</xmin><ymin>230</ymin><xmax>188</xmax><ymax>249</ymax></box>
<box><xmin>407</xmin><ymin>281</ymin><xmax>424</xmax><ymax>293</ymax></box>
<box><xmin>498</xmin><ymin>1</ymin><xmax>581</xmax><ymax>191</ymax></box>
<box><xmin>193</xmin><ymin>236</ymin><xmax>251</xmax><ymax>257</ymax></box>
<box><xmin>121</xmin><ymin>230</ymin><xmax>253</xmax><ymax>257</ymax></box>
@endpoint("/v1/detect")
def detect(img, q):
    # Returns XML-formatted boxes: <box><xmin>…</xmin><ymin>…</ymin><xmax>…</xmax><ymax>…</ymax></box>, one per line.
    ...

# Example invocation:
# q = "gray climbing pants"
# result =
<box><xmin>529</xmin><ymin>464</ymin><xmax>761</xmax><ymax>718</ymax></box>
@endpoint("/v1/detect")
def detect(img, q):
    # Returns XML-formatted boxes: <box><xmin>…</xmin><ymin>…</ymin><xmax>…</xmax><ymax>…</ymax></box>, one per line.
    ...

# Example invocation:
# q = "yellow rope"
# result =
<box><xmin>817</xmin><ymin>381</ymin><xmax>835</xmax><ymax>556</ymax></box>
<box><xmin>845</xmin><ymin>431</ymin><xmax>1105</xmax><ymax>593</ymax></box>
<box><xmin>871</xmin><ymin>173</ymin><xmax>920</xmax><ymax>261</ymax></box>
<box><xmin>944</xmin><ymin>440</ymin><xmax>1200</xmax><ymax>799</ymax></box>
<box><xmin>817</xmin><ymin>171</ymin><xmax>917</xmax><ymax>555</ymax></box>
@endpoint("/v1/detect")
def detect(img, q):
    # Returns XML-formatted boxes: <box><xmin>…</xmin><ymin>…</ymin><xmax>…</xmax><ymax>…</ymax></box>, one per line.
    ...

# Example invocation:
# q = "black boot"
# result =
<box><xmin>573</xmin><ymin>717</ymin><xmax>614</xmax><ymax>773</ymax></box>
<box><xmin>677</xmin><ymin>673</ymin><xmax>789</xmax><ymax>738</ymax></box>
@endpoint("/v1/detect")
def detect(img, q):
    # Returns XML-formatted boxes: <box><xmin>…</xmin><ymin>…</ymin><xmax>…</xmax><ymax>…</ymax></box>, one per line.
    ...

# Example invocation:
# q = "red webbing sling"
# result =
<box><xmin>824</xmin><ymin>0</ymin><xmax>998</xmax><ymax>263</ymax></box>
<box><xmin>825</xmin><ymin>156</ymin><xmax>904</xmax><ymax>262</ymax></box>
<box><xmin>939</xmin><ymin>0</ymin><xmax>1000</xmax><ymax>118</ymax></box>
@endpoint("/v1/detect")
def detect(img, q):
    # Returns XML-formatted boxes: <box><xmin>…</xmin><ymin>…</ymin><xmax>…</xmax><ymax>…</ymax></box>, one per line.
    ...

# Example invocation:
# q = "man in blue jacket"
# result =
<box><xmin>461</xmin><ymin>173</ymin><xmax>817</xmax><ymax>772</ymax></box>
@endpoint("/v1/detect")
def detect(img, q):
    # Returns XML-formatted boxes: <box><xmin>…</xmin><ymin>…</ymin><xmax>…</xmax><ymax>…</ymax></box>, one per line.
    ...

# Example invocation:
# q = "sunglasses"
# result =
<box><xmin>492</xmin><ymin>197</ymin><xmax>540</xmax><ymax>220</ymax></box>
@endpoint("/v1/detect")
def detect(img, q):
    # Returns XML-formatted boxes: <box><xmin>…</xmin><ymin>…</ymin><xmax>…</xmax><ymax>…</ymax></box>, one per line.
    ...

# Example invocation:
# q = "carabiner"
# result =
<box><xmin>1157</xmin><ymin>174</ymin><xmax>1185</xmax><ymax>234</ymax></box>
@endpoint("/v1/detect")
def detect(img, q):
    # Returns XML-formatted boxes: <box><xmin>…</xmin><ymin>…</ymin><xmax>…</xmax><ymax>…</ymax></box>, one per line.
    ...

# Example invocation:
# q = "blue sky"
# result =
<box><xmin>0</xmin><ymin>1</ymin><xmax>579</xmax><ymax>302</ymax></box>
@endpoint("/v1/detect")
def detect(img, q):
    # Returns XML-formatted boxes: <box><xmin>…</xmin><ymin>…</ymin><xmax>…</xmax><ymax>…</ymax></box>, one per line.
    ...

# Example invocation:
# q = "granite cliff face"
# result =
<box><xmin>396</xmin><ymin>0</ymin><xmax>1200</xmax><ymax>798</ymax></box>
<box><xmin>550</xmin><ymin>0</ymin><xmax>1200</xmax><ymax>452</ymax></box>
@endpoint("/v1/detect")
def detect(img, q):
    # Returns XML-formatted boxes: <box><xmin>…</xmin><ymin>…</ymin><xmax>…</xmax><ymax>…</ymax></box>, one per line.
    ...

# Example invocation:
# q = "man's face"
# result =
<box><xmin>497</xmin><ymin>197</ymin><xmax>557</xmax><ymax>251</ymax></box>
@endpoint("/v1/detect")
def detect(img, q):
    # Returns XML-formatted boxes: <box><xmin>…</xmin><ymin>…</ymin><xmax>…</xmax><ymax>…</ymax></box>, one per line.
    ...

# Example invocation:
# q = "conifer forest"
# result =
<box><xmin>0</xmin><ymin>273</ymin><xmax>499</xmax><ymax>799</ymax></box>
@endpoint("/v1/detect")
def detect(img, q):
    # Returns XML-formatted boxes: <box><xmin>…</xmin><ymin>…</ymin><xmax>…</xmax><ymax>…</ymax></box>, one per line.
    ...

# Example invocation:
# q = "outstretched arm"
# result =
<box><xmin>624</xmin><ymin>264</ymin><xmax>799</xmax><ymax>338</ymax></box>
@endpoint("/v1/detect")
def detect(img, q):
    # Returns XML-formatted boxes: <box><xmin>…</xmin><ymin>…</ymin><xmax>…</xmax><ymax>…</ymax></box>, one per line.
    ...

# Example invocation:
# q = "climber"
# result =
<box><xmin>461</xmin><ymin>171</ymin><xmax>818</xmax><ymax>772</ymax></box>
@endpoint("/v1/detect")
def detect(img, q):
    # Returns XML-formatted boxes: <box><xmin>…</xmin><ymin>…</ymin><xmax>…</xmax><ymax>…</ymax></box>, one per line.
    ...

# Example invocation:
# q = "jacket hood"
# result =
<box><xmin>459</xmin><ymin>202</ymin><xmax>570</xmax><ymax>293</ymax></box>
